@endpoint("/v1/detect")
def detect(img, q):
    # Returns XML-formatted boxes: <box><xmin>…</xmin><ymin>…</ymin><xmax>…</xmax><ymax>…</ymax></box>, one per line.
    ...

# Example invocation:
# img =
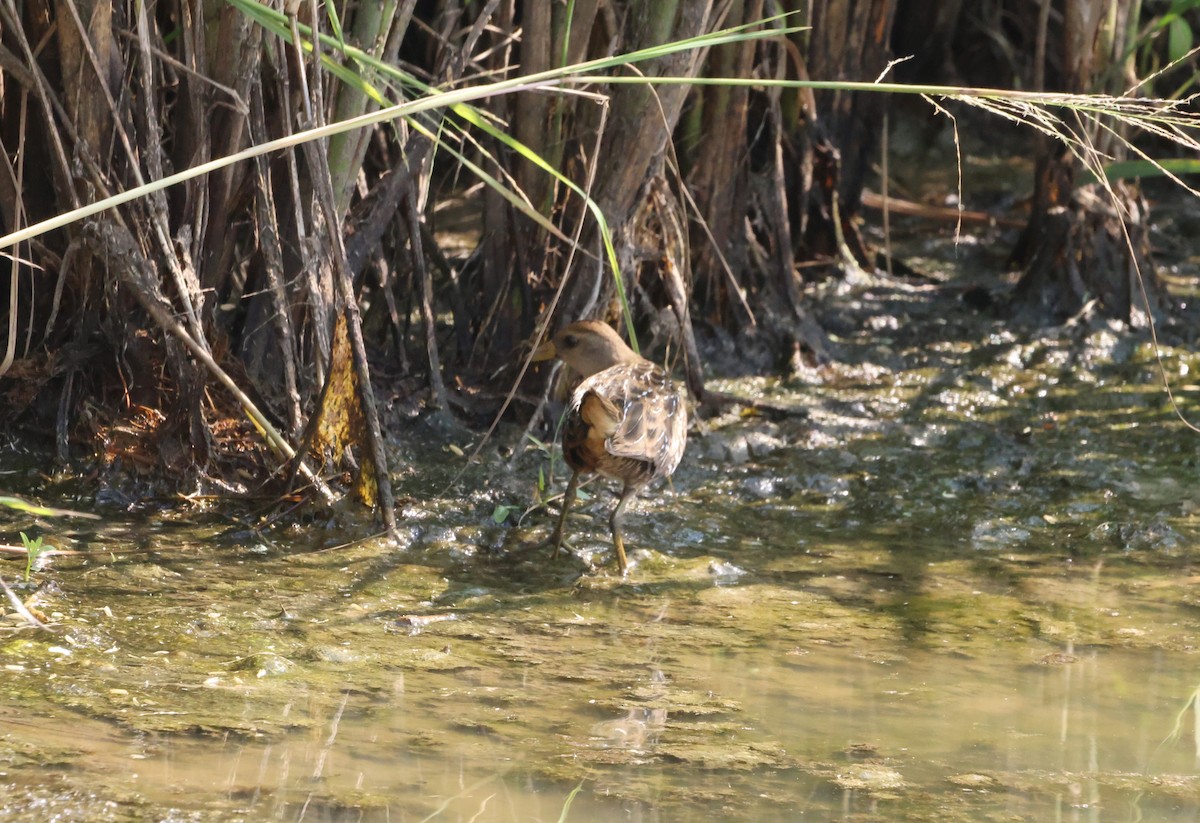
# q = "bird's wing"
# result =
<box><xmin>577</xmin><ymin>362</ymin><xmax>684</xmax><ymax>473</ymax></box>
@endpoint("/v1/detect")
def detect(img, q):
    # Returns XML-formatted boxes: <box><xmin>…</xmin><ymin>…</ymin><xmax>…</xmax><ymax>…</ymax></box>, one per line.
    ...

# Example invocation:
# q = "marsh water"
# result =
<box><xmin>5</xmin><ymin>214</ymin><xmax>1200</xmax><ymax>820</ymax></box>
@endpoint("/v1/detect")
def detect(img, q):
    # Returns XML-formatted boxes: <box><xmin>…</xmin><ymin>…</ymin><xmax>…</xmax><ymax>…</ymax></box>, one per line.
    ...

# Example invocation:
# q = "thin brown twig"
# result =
<box><xmin>447</xmin><ymin>96</ymin><xmax>614</xmax><ymax>490</ymax></box>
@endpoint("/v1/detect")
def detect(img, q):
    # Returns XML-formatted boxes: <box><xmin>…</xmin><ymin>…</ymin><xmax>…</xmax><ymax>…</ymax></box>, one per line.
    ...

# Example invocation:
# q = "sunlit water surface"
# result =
<box><xmin>2</xmin><ymin>489</ymin><xmax>1198</xmax><ymax>823</ymax></box>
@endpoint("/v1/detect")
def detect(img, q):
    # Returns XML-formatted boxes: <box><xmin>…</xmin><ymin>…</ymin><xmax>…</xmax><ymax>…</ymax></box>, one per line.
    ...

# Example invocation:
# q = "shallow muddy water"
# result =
<box><xmin>4</xmin><ymin>267</ymin><xmax>1200</xmax><ymax>821</ymax></box>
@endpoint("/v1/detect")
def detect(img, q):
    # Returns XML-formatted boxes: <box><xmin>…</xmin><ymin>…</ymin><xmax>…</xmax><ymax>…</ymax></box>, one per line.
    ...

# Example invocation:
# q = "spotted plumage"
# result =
<box><xmin>533</xmin><ymin>320</ymin><xmax>687</xmax><ymax>574</ymax></box>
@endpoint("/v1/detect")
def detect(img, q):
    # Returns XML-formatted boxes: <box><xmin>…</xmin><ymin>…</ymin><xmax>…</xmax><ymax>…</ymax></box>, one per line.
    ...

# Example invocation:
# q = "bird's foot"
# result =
<box><xmin>611</xmin><ymin>529</ymin><xmax>630</xmax><ymax>577</ymax></box>
<box><xmin>536</xmin><ymin>527</ymin><xmax>572</xmax><ymax>560</ymax></box>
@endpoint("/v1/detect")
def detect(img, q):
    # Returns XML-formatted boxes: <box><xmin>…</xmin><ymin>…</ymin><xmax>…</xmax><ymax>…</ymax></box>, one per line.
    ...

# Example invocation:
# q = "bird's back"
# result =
<box><xmin>562</xmin><ymin>360</ymin><xmax>686</xmax><ymax>489</ymax></box>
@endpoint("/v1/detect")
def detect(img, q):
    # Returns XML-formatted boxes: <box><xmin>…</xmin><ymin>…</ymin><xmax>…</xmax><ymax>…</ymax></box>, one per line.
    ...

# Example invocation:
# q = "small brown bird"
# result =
<box><xmin>532</xmin><ymin>320</ymin><xmax>687</xmax><ymax>574</ymax></box>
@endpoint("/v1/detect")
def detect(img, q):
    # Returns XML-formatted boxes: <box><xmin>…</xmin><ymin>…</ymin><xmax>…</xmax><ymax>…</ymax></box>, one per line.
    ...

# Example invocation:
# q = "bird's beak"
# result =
<box><xmin>531</xmin><ymin>339</ymin><xmax>557</xmax><ymax>362</ymax></box>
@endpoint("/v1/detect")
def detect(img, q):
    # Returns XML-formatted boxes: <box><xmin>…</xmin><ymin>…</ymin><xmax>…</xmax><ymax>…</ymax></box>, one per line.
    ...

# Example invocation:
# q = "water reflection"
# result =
<box><xmin>4</xmin><ymin>574</ymin><xmax>1198</xmax><ymax>822</ymax></box>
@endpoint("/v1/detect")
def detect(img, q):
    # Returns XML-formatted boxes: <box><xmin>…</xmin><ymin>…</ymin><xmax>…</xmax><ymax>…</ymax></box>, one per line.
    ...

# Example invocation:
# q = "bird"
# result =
<box><xmin>532</xmin><ymin>319</ymin><xmax>687</xmax><ymax>575</ymax></box>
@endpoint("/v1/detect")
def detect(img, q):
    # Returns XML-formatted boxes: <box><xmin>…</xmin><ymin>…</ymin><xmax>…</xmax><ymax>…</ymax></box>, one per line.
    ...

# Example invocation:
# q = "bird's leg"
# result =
<box><xmin>549</xmin><ymin>469</ymin><xmax>582</xmax><ymax>560</ymax></box>
<box><xmin>609</xmin><ymin>483</ymin><xmax>636</xmax><ymax>576</ymax></box>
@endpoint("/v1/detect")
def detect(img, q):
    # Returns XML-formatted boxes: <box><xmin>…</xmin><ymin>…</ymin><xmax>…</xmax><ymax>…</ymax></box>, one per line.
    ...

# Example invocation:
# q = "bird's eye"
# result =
<box><xmin>563</xmin><ymin>334</ymin><xmax>577</xmax><ymax>347</ymax></box>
